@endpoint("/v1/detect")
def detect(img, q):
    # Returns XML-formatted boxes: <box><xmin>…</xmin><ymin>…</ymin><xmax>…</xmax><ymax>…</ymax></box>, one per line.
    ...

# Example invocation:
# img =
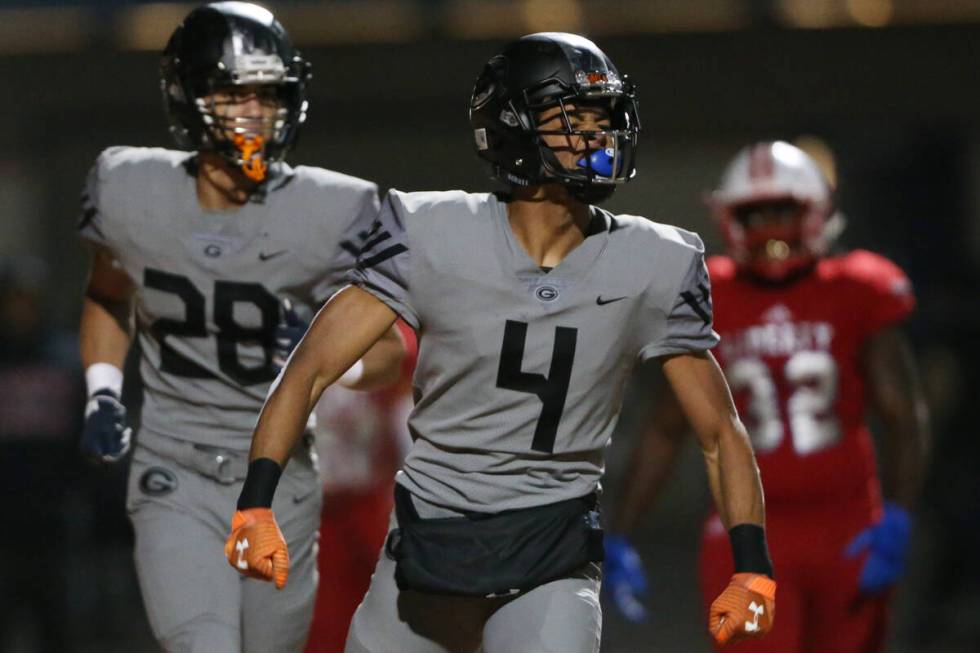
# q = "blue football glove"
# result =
<box><xmin>272</xmin><ymin>299</ymin><xmax>308</xmax><ymax>371</ymax></box>
<box><xmin>80</xmin><ymin>389</ymin><xmax>131</xmax><ymax>464</ymax></box>
<box><xmin>603</xmin><ymin>534</ymin><xmax>650</xmax><ymax>622</ymax></box>
<box><xmin>844</xmin><ymin>502</ymin><xmax>912</xmax><ymax>594</ymax></box>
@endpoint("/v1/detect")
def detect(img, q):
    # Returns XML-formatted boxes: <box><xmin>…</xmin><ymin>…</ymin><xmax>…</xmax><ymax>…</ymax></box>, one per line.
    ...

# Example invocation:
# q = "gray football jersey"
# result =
<box><xmin>79</xmin><ymin>146</ymin><xmax>379</xmax><ymax>450</ymax></box>
<box><xmin>347</xmin><ymin>190</ymin><xmax>718</xmax><ymax>512</ymax></box>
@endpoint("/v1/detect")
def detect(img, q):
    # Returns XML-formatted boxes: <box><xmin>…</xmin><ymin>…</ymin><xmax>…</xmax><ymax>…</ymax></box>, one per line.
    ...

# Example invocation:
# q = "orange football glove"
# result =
<box><xmin>224</xmin><ymin>508</ymin><xmax>290</xmax><ymax>590</ymax></box>
<box><xmin>709</xmin><ymin>573</ymin><xmax>776</xmax><ymax>646</ymax></box>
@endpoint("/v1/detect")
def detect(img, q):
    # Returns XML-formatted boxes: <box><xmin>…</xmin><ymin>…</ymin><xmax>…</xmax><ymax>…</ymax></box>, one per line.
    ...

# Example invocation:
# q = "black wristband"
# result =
<box><xmin>237</xmin><ymin>458</ymin><xmax>283</xmax><ymax>510</ymax></box>
<box><xmin>728</xmin><ymin>524</ymin><xmax>774</xmax><ymax>578</ymax></box>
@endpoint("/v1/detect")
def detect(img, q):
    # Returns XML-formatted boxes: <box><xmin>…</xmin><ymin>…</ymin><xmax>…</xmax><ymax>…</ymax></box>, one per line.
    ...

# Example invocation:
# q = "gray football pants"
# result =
<box><xmin>344</xmin><ymin>494</ymin><xmax>602</xmax><ymax>653</ymax></box>
<box><xmin>126</xmin><ymin>433</ymin><xmax>322</xmax><ymax>653</ymax></box>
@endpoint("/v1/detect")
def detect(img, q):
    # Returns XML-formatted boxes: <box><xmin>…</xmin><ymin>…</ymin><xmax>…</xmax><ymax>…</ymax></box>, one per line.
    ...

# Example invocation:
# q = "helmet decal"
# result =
<box><xmin>748</xmin><ymin>143</ymin><xmax>776</xmax><ymax>180</ymax></box>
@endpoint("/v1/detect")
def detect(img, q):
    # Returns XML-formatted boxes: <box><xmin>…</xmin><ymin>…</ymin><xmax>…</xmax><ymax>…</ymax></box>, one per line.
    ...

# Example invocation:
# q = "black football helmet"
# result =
<box><xmin>469</xmin><ymin>32</ymin><xmax>640</xmax><ymax>203</ymax></box>
<box><xmin>160</xmin><ymin>2</ymin><xmax>311</xmax><ymax>182</ymax></box>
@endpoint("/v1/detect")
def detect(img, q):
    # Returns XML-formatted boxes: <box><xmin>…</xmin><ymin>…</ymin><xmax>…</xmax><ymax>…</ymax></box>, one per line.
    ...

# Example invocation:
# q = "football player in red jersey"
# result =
<box><xmin>605</xmin><ymin>141</ymin><xmax>930</xmax><ymax>651</ymax></box>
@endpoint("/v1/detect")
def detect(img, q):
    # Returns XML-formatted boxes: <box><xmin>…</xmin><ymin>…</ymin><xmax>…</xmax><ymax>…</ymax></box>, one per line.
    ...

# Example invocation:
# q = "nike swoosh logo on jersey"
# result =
<box><xmin>596</xmin><ymin>295</ymin><xmax>627</xmax><ymax>306</ymax></box>
<box><xmin>259</xmin><ymin>250</ymin><xmax>289</xmax><ymax>261</ymax></box>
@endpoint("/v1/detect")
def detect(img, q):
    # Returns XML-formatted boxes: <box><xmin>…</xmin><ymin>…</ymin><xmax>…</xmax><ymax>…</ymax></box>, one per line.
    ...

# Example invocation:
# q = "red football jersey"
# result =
<box><xmin>708</xmin><ymin>250</ymin><xmax>914</xmax><ymax>508</ymax></box>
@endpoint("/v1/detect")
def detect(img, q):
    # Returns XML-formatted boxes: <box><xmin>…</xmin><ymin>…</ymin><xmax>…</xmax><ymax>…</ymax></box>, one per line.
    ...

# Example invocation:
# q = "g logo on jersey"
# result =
<box><xmin>140</xmin><ymin>467</ymin><xmax>178</xmax><ymax>496</ymax></box>
<box><xmin>535</xmin><ymin>285</ymin><xmax>560</xmax><ymax>302</ymax></box>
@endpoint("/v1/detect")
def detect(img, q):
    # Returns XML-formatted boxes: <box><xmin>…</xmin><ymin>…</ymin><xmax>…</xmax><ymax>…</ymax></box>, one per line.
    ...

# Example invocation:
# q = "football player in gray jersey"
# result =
<box><xmin>228</xmin><ymin>33</ymin><xmax>776</xmax><ymax>651</ymax></box>
<box><xmin>77</xmin><ymin>4</ymin><xmax>403</xmax><ymax>652</ymax></box>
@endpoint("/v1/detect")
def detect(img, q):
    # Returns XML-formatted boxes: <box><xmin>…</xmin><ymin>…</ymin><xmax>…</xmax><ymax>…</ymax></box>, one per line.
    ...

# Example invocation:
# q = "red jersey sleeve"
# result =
<box><xmin>842</xmin><ymin>250</ymin><xmax>915</xmax><ymax>336</ymax></box>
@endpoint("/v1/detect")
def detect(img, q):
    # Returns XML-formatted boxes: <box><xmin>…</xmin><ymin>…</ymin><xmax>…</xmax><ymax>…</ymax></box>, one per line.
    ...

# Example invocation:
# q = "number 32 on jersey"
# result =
<box><xmin>727</xmin><ymin>351</ymin><xmax>842</xmax><ymax>456</ymax></box>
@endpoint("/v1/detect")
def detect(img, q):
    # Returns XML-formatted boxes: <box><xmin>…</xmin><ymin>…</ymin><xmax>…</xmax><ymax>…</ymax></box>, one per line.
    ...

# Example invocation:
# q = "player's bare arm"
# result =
<box><xmin>863</xmin><ymin>327</ymin><xmax>930</xmax><ymax>507</ymax></box>
<box><xmin>661</xmin><ymin>350</ymin><xmax>763</xmax><ymax>530</ymax></box>
<box><xmin>841</xmin><ymin>324</ymin><xmax>930</xmax><ymax>595</ymax></box>
<box><xmin>80</xmin><ymin>245</ymin><xmax>134</xmax><ymax>369</ymax></box>
<box><xmin>338</xmin><ymin>321</ymin><xmax>406</xmax><ymax>391</ymax></box>
<box><xmin>226</xmin><ymin>286</ymin><xmax>396</xmax><ymax>588</ymax></box>
<box><xmin>253</xmin><ymin>286</ymin><xmax>397</xmax><ymax>466</ymax></box>
<box><xmin>662</xmin><ymin>350</ymin><xmax>776</xmax><ymax>646</ymax></box>
<box><xmin>78</xmin><ymin>245</ymin><xmax>136</xmax><ymax>463</ymax></box>
<box><xmin>274</xmin><ymin>295</ymin><xmax>404</xmax><ymax>392</ymax></box>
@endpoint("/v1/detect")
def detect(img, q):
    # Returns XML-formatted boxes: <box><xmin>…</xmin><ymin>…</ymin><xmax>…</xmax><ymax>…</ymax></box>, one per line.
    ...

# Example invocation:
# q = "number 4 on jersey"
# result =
<box><xmin>496</xmin><ymin>320</ymin><xmax>578</xmax><ymax>454</ymax></box>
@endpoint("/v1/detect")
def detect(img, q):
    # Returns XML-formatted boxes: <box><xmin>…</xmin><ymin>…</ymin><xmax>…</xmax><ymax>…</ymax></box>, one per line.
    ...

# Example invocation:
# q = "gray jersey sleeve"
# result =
<box><xmin>77</xmin><ymin>148</ymin><xmax>119</xmax><ymax>250</ymax></box>
<box><xmin>638</xmin><ymin>236</ymin><xmax>719</xmax><ymax>361</ymax></box>
<box><xmin>345</xmin><ymin>191</ymin><xmax>418</xmax><ymax>329</ymax></box>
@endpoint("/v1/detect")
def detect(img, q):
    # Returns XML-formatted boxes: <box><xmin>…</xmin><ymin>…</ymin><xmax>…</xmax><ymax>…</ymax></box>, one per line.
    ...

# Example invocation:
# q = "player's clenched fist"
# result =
<box><xmin>709</xmin><ymin>573</ymin><xmax>776</xmax><ymax>646</ymax></box>
<box><xmin>224</xmin><ymin>508</ymin><xmax>290</xmax><ymax>589</ymax></box>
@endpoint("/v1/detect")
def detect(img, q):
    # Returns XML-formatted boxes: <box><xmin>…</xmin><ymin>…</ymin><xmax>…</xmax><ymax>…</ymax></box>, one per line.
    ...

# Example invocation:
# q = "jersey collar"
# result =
<box><xmin>492</xmin><ymin>195</ymin><xmax>610</xmax><ymax>283</ymax></box>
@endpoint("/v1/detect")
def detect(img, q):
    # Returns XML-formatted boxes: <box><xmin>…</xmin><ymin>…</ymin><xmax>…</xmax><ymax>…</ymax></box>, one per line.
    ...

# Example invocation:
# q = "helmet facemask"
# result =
<box><xmin>196</xmin><ymin>84</ymin><xmax>290</xmax><ymax>182</ymax></box>
<box><xmin>726</xmin><ymin>198</ymin><xmax>823</xmax><ymax>281</ymax></box>
<box><xmin>191</xmin><ymin>55</ymin><xmax>306</xmax><ymax>182</ymax></box>
<box><xmin>523</xmin><ymin>75</ymin><xmax>639</xmax><ymax>203</ymax></box>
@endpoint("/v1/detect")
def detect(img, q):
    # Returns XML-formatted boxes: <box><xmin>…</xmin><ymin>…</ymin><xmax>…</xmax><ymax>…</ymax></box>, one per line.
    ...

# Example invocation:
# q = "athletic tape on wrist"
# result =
<box><xmin>237</xmin><ymin>458</ymin><xmax>283</xmax><ymax>510</ymax></box>
<box><xmin>729</xmin><ymin>523</ymin><xmax>775</xmax><ymax>578</ymax></box>
<box><xmin>85</xmin><ymin>363</ymin><xmax>123</xmax><ymax>398</ymax></box>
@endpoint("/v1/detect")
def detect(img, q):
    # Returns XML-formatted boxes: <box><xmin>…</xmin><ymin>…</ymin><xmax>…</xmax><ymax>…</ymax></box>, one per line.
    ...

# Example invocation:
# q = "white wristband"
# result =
<box><xmin>337</xmin><ymin>359</ymin><xmax>365</xmax><ymax>388</ymax></box>
<box><xmin>85</xmin><ymin>363</ymin><xmax>124</xmax><ymax>398</ymax></box>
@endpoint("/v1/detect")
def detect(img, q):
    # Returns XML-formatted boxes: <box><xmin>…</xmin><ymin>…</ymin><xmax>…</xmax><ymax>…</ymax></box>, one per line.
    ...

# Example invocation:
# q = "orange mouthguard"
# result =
<box><xmin>232</xmin><ymin>133</ymin><xmax>268</xmax><ymax>182</ymax></box>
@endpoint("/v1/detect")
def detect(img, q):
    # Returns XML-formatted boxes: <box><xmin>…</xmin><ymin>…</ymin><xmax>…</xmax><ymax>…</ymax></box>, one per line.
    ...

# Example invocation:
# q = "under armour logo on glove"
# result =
<box><xmin>744</xmin><ymin>601</ymin><xmax>765</xmax><ymax>632</ymax></box>
<box><xmin>224</xmin><ymin>508</ymin><xmax>290</xmax><ymax>589</ymax></box>
<box><xmin>235</xmin><ymin>538</ymin><xmax>250</xmax><ymax>570</ymax></box>
<box><xmin>80</xmin><ymin>389</ymin><xmax>132</xmax><ymax>464</ymax></box>
<box><xmin>709</xmin><ymin>573</ymin><xmax>776</xmax><ymax>646</ymax></box>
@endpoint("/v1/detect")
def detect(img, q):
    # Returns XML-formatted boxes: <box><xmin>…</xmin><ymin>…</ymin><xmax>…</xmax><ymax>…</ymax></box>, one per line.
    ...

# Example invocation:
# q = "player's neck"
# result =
<box><xmin>506</xmin><ymin>185</ymin><xmax>593</xmax><ymax>268</ymax></box>
<box><xmin>196</xmin><ymin>152</ymin><xmax>260</xmax><ymax>211</ymax></box>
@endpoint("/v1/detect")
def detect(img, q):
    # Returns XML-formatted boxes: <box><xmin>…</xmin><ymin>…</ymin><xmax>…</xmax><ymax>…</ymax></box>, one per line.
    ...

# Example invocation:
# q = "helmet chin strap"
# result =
<box><xmin>232</xmin><ymin>133</ymin><xmax>268</xmax><ymax>182</ymax></box>
<box><xmin>566</xmin><ymin>148</ymin><xmax>619</xmax><ymax>203</ymax></box>
<box><xmin>565</xmin><ymin>180</ymin><xmax>616</xmax><ymax>204</ymax></box>
<box><xmin>527</xmin><ymin>146</ymin><xmax>619</xmax><ymax>204</ymax></box>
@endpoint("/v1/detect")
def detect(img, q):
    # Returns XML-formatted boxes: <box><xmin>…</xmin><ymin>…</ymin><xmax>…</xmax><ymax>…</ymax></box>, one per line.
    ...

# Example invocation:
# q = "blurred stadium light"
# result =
<box><xmin>113</xmin><ymin>2</ymin><xmax>190</xmax><ymax>50</ymax></box>
<box><xmin>4</xmin><ymin>0</ymin><xmax>980</xmax><ymax>54</ymax></box>
<box><xmin>0</xmin><ymin>7</ymin><xmax>94</xmax><ymax>54</ymax></box>
<box><xmin>846</xmin><ymin>0</ymin><xmax>894</xmax><ymax>28</ymax></box>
